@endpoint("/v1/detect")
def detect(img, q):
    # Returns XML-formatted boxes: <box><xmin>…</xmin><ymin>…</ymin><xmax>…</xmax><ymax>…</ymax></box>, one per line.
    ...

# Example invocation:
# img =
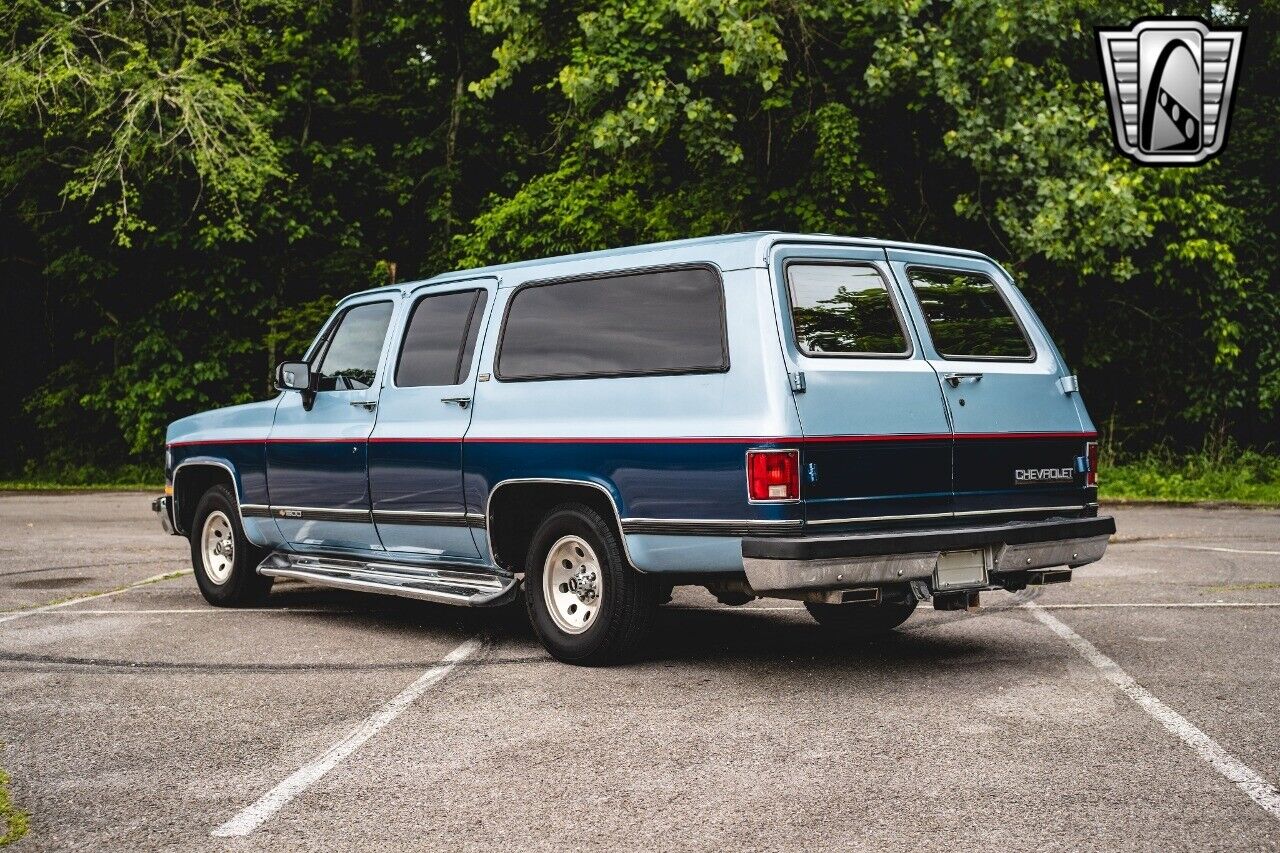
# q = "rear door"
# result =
<box><xmin>886</xmin><ymin>249</ymin><xmax>1094</xmax><ymax>519</ymax></box>
<box><xmin>770</xmin><ymin>244</ymin><xmax>953</xmax><ymax>527</ymax></box>
<box><xmin>369</xmin><ymin>279</ymin><xmax>494</xmax><ymax>560</ymax></box>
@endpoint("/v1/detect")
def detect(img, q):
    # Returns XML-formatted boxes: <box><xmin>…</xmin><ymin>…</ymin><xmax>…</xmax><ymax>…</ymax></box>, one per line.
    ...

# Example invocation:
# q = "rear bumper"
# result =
<box><xmin>741</xmin><ymin>516</ymin><xmax>1115</xmax><ymax>594</ymax></box>
<box><xmin>151</xmin><ymin>495</ymin><xmax>177</xmax><ymax>535</ymax></box>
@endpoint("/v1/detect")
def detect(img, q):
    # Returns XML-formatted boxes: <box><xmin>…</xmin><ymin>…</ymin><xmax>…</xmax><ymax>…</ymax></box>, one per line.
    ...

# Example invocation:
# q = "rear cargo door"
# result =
<box><xmin>770</xmin><ymin>244</ymin><xmax>953</xmax><ymax>526</ymax></box>
<box><xmin>886</xmin><ymin>249</ymin><xmax>1094</xmax><ymax>520</ymax></box>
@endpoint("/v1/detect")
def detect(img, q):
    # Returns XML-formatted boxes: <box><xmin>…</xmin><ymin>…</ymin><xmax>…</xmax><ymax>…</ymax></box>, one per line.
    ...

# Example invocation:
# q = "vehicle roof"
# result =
<box><xmin>338</xmin><ymin>231</ymin><xmax>996</xmax><ymax>305</ymax></box>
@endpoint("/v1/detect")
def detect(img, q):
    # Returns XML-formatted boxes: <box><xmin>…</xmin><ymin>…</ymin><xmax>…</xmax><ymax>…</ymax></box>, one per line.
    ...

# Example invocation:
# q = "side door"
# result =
<box><xmin>368</xmin><ymin>279</ymin><xmax>494</xmax><ymax>560</ymax></box>
<box><xmin>886</xmin><ymin>250</ymin><xmax>1092</xmax><ymax>519</ymax></box>
<box><xmin>267</xmin><ymin>297</ymin><xmax>397</xmax><ymax>550</ymax></box>
<box><xmin>770</xmin><ymin>245</ymin><xmax>954</xmax><ymax>526</ymax></box>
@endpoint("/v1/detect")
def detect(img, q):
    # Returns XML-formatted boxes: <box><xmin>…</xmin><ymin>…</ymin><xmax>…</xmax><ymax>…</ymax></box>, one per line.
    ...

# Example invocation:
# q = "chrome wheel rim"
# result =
<box><xmin>200</xmin><ymin>510</ymin><xmax>235</xmax><ymax>585</ymax></box>
<box><xmin>543</xmin><ymin>535</ymin><xmax>602</xmax><ymax>635</ymax></box>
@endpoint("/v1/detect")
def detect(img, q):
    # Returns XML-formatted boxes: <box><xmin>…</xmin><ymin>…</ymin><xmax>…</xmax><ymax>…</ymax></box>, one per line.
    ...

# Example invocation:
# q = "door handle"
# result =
<box><xmin>943</xmin><ymin>372</ymin><xmax>983</xmax><ymax>388</ymax></box>
<box><xmin>441</xmin><ymin>396</ymin><xmax>471</xmax><ymax>409</ymax></box>
<box><xmin>349</xmin><ymin>400</ymin><xmax>377</xmax><ymax>411</ymax></box>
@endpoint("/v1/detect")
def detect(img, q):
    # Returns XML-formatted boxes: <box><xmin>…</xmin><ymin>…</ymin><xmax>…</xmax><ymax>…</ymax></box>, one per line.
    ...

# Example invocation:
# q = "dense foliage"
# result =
<box><xmin>1</xmin><ymin>0</ymin><xmax>1276</xmax><ymax>479</ymax></box>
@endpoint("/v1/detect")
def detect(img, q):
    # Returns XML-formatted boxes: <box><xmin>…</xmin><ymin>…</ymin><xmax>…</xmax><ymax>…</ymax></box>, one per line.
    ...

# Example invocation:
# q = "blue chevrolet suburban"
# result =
<box><xmin>153</xmin><ymin>232</ymin><xmax>1114</xmax><ymax>665</ymax></box>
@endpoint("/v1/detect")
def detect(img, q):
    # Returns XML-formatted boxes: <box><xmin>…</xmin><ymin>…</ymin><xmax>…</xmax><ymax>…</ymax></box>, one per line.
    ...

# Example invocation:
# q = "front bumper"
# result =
<box><xmin>741</xmin><ymin>516</ymin><xmax>1115</xmax><ymax>594</ymax></box>
<box><xmin>152</xmin><ymin>495</ymin><xmax>177</xmax><ymax>535</ymax></box>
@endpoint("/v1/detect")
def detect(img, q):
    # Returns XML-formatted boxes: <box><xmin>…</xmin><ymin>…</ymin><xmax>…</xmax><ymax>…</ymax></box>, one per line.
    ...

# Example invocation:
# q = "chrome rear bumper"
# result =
<box><xmin>740</xmin><ymin>516</ymin><xmax>1114</xmax><ymax>594</ymax></box>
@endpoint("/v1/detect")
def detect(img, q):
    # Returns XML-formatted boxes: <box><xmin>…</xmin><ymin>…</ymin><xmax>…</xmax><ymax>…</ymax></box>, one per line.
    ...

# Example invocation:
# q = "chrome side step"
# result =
<box><xmin>257</xmin><ymin>553</ymin><xmax>517</xmax><ymax>607</ymax></box>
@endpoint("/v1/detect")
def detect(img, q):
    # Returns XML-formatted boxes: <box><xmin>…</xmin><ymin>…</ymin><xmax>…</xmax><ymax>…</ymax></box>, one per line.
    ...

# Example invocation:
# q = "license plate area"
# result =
<box><xmin>934</xmin><ymin>548</ymin><xmax>990</xmax><ymax>591</ymax></box>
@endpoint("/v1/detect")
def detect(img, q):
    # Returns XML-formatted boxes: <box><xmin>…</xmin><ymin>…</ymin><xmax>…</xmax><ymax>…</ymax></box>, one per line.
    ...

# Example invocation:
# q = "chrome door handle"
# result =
<box><xmin>441</xmin><ymin>396</ymin><xmax>471</xmax><ymax>409</ymax></box>
<box><xmin>349</xmin><ymin>400</ymin><xmax>377</xmax><ymax>410</ymax></box>
<box><xmin>943</xmin><ymin>372</ymin><xmax>983</xmax><ymax>388</ymax></box>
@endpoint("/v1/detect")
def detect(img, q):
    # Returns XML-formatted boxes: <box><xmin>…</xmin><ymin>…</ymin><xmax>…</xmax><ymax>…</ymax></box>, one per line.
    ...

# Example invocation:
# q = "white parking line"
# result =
<box><xmin>1036</xmin><ymin>602</ymin><xmax>1280</xmax><ymax>609</ymax></box>
<box><xmin>4</xmin><ymin>608</ymin><xmax>341</xmax><ymax>616</ymax></box>
<box><xmin>1173</xmin><ymin>545</ymin><xmax>1280</xmax><ymax>556</ymax></box>
<box><xmin>1027</xmin><ymin>602</ymin><xmax>1280</xmax><ymax>822</ymax></box>
<box><xmin>211</xmin><ymin>636</ymin><xmax>486</xmax><ymax>837</ymax></box>
<box><xmin>0</xmin><ymin>570</ymin><xmax>191</xmax><ymax>624</ymax></box>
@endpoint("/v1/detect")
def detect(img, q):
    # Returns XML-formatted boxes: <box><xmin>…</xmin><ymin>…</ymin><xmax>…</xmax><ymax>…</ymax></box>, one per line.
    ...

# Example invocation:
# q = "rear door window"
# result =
<box><xmin>906</xmin><ymin>267</ymin><xmax>1032</xmax><ymax>359</ymax></box>
<box><xmin>786</xmin><ymin>263</ymin><xmax>909</xmax><ymax>356</ymax></box>
<box><xmin>395</xmin><ymin>289</ymin><xmax>488</xmax><ymax>387</ymax></box>
<box><xmin>314</xmin><ymin>301</ymin><xmax>394</xmax><ymax>391</ymax></box>
<box><xmin>497</xmin><ymin>266</ymin><xmax>728</xmax><ymax>380</ymax></box>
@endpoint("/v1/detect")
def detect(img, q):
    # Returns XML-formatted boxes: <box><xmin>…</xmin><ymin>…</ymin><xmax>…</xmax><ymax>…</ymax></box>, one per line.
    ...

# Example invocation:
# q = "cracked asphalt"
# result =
<box><xmin>1</xmin><ymin>492</ymin><xmax>1278</xmax><ymax>851</ymax></box>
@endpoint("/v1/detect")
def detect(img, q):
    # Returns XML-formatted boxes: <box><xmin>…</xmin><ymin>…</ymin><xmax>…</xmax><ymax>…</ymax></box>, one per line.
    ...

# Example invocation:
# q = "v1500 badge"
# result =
<box><xmin>1015</xmin><ymin>468</ymin><xmax>1075</xmax><ymax>485</ymax></box>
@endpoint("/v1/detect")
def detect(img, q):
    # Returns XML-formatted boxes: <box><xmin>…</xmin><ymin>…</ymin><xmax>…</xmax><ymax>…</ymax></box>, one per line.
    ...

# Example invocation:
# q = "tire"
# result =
<box><xmin>805</xmin><ymin>598</ymin><xmax>917</xmax><ymax>636</ymax></box>
<box><xmin>524</xmin><ymin>504</ymin><xmax>659</xmax><ymax>666</ymax></box>
<box><xmin>190</xmin><ymin>484</ymin><xmax>274</xmax><ymax>606</ymax></box>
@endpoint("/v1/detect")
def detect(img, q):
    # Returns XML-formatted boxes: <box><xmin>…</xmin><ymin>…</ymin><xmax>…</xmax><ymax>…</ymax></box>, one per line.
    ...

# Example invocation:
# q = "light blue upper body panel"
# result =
<box><xmin>336</xmin><ymin>232</ymin><xmax>995</xmax><ymax>303</ymax></box>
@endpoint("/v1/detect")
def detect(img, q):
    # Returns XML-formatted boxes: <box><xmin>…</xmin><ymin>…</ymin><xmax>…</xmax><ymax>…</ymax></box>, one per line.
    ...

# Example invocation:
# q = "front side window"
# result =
<box><xmin>787</xmin><ymin>263</ymin><xmax>909</xmax><ymax>356</ymax></box>
<box><xmin>314</xmin><ymin>301</ymin><xmax>394</xmax><ymax>391</ymax></box>
<box><xmin>395</xmin><ymin>289</ymin><xmax>488</xmax><ymax>387</ymax></box>
<box><xmin>497</xmin><ymin>266</ymin><xmax>728</xmax><ymax>380</ymax></box>
<box><xmin>907</xmin><ymin>268</ymin><xmax>1032</xmax><ymax>359</ymax></box>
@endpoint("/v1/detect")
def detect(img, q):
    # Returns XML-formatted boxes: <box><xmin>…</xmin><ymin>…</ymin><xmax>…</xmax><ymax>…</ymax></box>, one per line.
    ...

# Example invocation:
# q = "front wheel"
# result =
<box><xmin>190</xmin><ymin>485</ymin><xmax>273</xmax><ymax>606</ymax></box>
<box><xmin>524</xmin><ymin>504</ymin><xmax>658</xmax><ymax>666</ymax></box>
<box><xmin>805</xmin><ymin>598</ymin><xmax>917</xmax><ymax>636</ymax></box>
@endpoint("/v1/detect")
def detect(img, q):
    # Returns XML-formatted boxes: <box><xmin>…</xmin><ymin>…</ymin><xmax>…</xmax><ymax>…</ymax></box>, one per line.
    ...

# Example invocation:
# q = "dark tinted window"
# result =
<box><xmin>497</xmin><ymin>267</ymin><xmax>728</xmax><ymax>380</ymax></box>
<box><xmin>787</xmin><ymin>264</ymin><xmax>908</xmax><ymax>356</ymax></box>
<box><xmin>908</xmin><ymin>268</ymin><xmax>1031</xmax><ymax>359</ymax></box>
<box><xmin>396</xmin><ymin>289</ymin><xmax>488</xmax><ymax>387</ymax></box>
<box><xmin>315</xmin><ymin>301</ymin><xmax>394</xmax><ymax>391</ymax></box>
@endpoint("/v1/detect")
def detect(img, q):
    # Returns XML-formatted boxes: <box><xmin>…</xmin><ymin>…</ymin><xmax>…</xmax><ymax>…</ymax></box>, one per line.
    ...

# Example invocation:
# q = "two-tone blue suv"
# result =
<box><xmin>153</xmin><ymin>233</ymin><xmax>1114</xmax><ymax>664</ymax></box>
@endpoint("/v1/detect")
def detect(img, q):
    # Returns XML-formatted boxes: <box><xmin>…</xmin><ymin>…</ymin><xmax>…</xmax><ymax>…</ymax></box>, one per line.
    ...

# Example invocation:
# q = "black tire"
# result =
<box><xmin>189</xmin><ymin>484</ymin><xmax>274</xmax><ymax>606</ymax></box>
<box><xmin>524</xmin><ymin>504</ymin><xmax>659</xmax><ymax>666</ymax></box>
<box><xmin>805</xmin><ymin>598</ymin><xmax>917</xmax><ymax>636</ymax></box>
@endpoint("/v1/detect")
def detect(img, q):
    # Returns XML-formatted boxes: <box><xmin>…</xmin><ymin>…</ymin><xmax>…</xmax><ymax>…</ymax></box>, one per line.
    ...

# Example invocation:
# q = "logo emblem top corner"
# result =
<box><xmin>1097</xmin><ymin>18</ymin><xmax>1245</xmax><ymax>165</ymax></box>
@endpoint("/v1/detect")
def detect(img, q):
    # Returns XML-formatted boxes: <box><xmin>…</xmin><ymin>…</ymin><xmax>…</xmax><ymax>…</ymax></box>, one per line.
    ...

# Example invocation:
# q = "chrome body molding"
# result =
<box><xmin>240</xmin><ymin>504</ymin><xmax>271</xmax><ymax>519</ymax></box>
<box><xmin>620</xmin><ymin>518</ymin><xmax>803</xmax><ymax>537</ymax></box>
<box><xmin>806</xmin><ymin>504</ymin><xmax>1089</xmax><ymax>526</ymax></box>
<box><xmin>256</xmin><ymin>552</ymin><xmax>516</xmax><ymax>607</ymax></box>
<box><xmin>372</xmin><ymin>509</ymin><xmax>486</xmax><ymax>528</ymax></box>
<box><xmin>269</xmin><ymin>505</ymin><xmax>371</xmax><ymax>523</ymax></box>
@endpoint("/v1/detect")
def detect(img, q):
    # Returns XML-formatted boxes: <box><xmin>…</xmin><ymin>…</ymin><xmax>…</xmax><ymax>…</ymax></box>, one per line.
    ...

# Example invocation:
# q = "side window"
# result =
<box><xmin>497</xmin><ymin>266</ymin><xmax>728</xmax><ymax>380</ymax></box>
<box><xmin>395</xmin><ymin>289</ymin><xmax>488</xmax><ymax>387</ymax></box>
<box><xmin>786</xmin><ymin>263</ymin><xmax>909</xmax><ymax>356</ymax></box>
<box><xmin>907</xmin><ymin>268</ymin><xmax>1032</xmax><ymax>359</ymax></box>
<box><xmin>314</xmin><ymin>301</ymin><xmax>394</xmax><ymax>391</ymax></box>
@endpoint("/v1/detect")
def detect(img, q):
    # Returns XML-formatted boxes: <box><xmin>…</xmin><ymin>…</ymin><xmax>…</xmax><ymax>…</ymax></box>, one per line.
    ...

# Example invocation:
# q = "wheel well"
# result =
<box><xmin>173</xmin><ymin>464</ymin><xmax>236</xmax><ymax>536</ymax></box>
<box><xmin>486</xmin><ymin>482</ymin><xmax>625</xmax><ymax>573</ymax></box>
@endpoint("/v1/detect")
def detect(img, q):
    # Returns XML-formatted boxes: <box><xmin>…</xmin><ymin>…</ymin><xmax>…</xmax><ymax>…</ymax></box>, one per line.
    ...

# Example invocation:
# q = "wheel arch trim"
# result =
<box><xmin>484</xmin><ymin>477</ymin><xmax>638</xmax><ymax>569</ymax></box>
<box><xmin>171</xmin><ymin>458</ymin><xmax>247</xmax><ymax>538</ymax></box>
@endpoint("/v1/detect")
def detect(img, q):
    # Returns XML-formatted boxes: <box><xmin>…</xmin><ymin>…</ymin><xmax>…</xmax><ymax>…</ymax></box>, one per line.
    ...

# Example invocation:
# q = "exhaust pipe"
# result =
<box><xmin>1028</xmin><ymin>569</ymin><xmax>1073</xmax><ymax>585</ymax></box>
<box><xmin>837</xmin><ymin>587</ymin><xmax>881</xmax><ymax>605</ymax></box>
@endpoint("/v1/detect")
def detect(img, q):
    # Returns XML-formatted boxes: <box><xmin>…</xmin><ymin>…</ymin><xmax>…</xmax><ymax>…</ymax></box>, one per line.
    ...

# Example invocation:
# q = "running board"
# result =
<box><xmin>257</xmin><ymin>553</ymin><xmax>517</xmax><ymax>607</ymax></box>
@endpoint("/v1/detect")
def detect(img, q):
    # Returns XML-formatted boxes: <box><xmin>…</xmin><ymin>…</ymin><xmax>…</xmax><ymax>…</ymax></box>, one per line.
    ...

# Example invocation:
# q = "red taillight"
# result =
<box><xmin>747</xmin><ymin>449</ymin><xmax>800</xmax><ymax>502</ymax></box>
<box><xmin>1086</xmin><ymin>441</ymin><xmax>1099</xmax><ymax>487</ymax></box>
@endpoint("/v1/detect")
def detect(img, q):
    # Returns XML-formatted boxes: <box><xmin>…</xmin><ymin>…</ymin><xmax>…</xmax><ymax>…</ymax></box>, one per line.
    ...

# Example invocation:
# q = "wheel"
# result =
<box><xmin>805</xmin><ymin>598</ymin><xmax>917</xmax><ymax>636</ymax></box>
<box><xmin>524</xmin><ymin>504</ymin><xmax>659</xmax><ymax>666</ymax></box>
<box><xmin>190</xmin><ymin>484</ymin><xmax>273</xmax><ymax>606</ymax></box>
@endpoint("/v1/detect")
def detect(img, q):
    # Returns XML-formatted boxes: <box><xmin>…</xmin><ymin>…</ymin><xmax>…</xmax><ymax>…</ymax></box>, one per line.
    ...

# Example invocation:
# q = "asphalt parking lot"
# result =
<box><xmin>1</xmin><ymin>493</ymin><xmax>1278</xmax><ymax>851</ymax></box>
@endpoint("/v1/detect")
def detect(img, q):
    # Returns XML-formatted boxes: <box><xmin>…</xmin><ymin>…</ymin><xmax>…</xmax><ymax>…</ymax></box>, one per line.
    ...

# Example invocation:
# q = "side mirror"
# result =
<box><xmin>275</xmin><ymin>361</ymin><xmax>313</xmax><ymax>393</ymax></box>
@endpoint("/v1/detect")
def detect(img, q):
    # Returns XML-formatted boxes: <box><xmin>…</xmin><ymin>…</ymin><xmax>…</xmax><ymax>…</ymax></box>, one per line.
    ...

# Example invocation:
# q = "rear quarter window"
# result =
<box><xmin>907</xmin><ymin>267</ymin><xmax>1032</xmax><ymax>360</ymax></box>
<box><xmin>496</xmin><ymin>265</ymin><xmax>729</xmax><ymax>380</ymax></box>
<box><xmin>786</xmin><ymin>263</ymin><xmax>910</xmax><ymax>356</ymax></box>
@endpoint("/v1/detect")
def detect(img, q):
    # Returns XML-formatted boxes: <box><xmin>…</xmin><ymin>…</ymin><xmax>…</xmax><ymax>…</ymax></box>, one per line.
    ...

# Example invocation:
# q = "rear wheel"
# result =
<box><xmin>805</xmin><ymin>598</ymin><xmax>916</xmax><ymax>636</ymax></box>
<box><xmin>190</xmin><ymin>485</ymin><xmax>273</xmax><ymax>606</ymax></box>
<box><xmin>524</xmin><ymin>504</ymin><xmax>658</xmax><ymax>665</ymax></box>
